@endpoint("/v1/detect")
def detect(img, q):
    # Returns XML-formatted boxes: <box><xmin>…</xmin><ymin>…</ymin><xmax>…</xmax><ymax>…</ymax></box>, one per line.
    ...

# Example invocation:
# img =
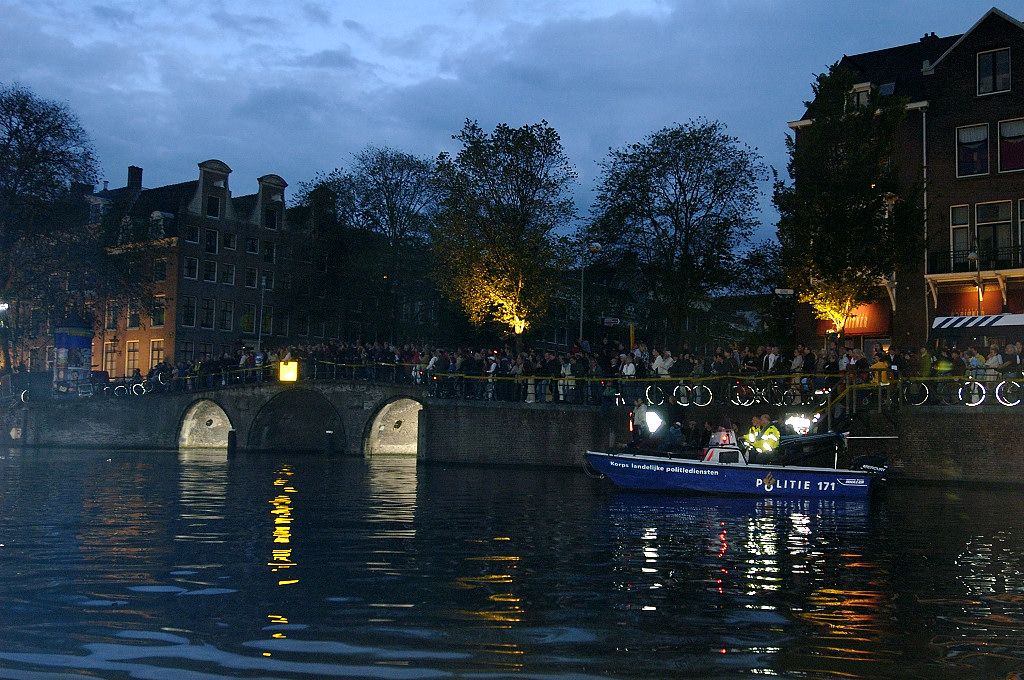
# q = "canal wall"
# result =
<box><xmin>418</xmin><ymin>400</ymin><xmax>628</xmax><ymax>468</ymax></box>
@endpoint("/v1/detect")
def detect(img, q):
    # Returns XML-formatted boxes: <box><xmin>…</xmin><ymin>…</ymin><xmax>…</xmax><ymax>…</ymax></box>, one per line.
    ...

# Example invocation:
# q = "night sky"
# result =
<box><xmin>0</xmin><ymin>0</ymin><xmax>1010</xmax><ymax>236</ymax></box>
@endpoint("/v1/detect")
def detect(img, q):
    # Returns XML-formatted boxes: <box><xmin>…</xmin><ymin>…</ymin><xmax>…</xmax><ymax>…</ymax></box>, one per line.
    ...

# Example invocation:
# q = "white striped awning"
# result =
<box><xmin>931</xmin><ymin>314</ymin><xmax>1024</xmax><ymax>336</ymax></box>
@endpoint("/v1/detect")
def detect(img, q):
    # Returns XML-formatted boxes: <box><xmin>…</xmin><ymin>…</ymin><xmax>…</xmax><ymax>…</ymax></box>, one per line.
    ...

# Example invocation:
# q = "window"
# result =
<box><xmin>957</xmin><ymin>124</ymin><xmax>989</xmax><ymax>177</ymax></box>
<box><xmin>178</xmin><ymin>340</ymin><xmax>194</xmax><ymax>364</ymax></box>
<box><xmin>950</xmin><ymin>205</ymin><xmax>971</xmax><ymax>271</ymax></box>
<box><xmin>198</xmin><ymin>342</ymin><xmax>213</xmax><ymax>360</ymax></box>
<box><xmin>153</xmin><ymin>259</ymin><xmax>167</xmax><ymax>282</ymax></box>
<box><xmin>978</xmin><ymin>48</ymin><xmax>1011</xmax><ymax>95</ymax></box>
<box><xmin>183</xmin><ymin>257</ymin><xmax>198</xmax><ymax>280</ymax></box>
<box><xmin>262</xmin><ymin>271</ymin><xmax>274</xmax><ymax>291</ymax></box>
<box><xmin>262</xmin><ymin>241</ymin><xmax>276</xmax><ymax>264</ymax></box>
<box><xmin>103</xmin><ymin>341</ymin><xmax>117</xmax><ymax>375</ymax></box>
<box><xmin>202</xmin><ymin>260</ymin><xmax>217</xmax><ymax>282</ymax></box>
<box><xmin>219</xmin><ymin>263</ymin><xmax>235</xmax><ymax>285</ymax></box>
<box><xmin>999</xmin><ymin>119</ymin><xmax>1024</xmax><ymax>173</ymax></box>
<box><xmin>151</xmin><ymin>297</ymin><xmax>165</xmax><ymax>328</ymax></box>
<box><xmin>246</xmin><ymin>238</ymin><xmax>259</xmax><ymax>254</ymax></box>
<box><xmin>245</xmin><ymin>267</ymin><xmax>258</xmax><ymax>288</ymax></box>
<box><xmin>222</xmin><ymin>232</ymin><xmax>236</xmax><ymax>250</ymax></box>
<box><xmin>240</xmin><ymin>303</ymin><xmax>256</xmax><ymax>333</ymax></box>
<box><xmin>183</xmin><ymin>223</ymin><xmax>200</xmax><ymax>242</ymax></box>
<box><xmin>204</xmin><ymin>228</ymin><xmax>219</xmax><ymax>254</ymax></box>
<box><xmin>218</xmin><ymin>301</ymin><xmax>233</xmax><ymax>331</ymax></box>
<box><xmin>179</xmin><ymin>296</ymin><xmax>196</xmax><ymax>327</ymax></box>
<box><xmin>264</xmin><ymin>207</ymin><xmax>279</xmax><ymax>229</ymax></box>
<box><xmin>125</xmin><ymin>341</ymin><xmax>139</xmax><ymax>373</ymax></box>
<box><xmin>296</xmin><ymin>310</ymin><xmax>309</xmax><ymax>336</ymax></box>
<box><xmin>976</xmin><ymin>201</ymin><xmax>1013</xmax><ymax>268</ymax></box>
<box><xmin>127</xmin><ymin>306</ymin><xmax>140</xmax><ymax>329</ymax></box>
<box><xmin>849</xmin><ymin>85</ymin><xmax>870</xmax><ymax>110</ymax></box>
<box><xmin>205</xmin><ymin>195</ymin><xmax>220</xmax><ymax>218</ymax></box>
<box><xmin>261</xmin><ymin>305</ymin><xmax>273</xmax><ymax>335</ymax></box>
<box><xmin>150</xmin><ymin>339</ymin><xmax>164</xmax><ymax>368</ymax></box>
<box><xmin>273</xmin><ymin>308</ymin><xmax>289</xmax><ymax>336</ymax></box>
<box><xmin>105</xmin><ymin>304</ymin><xmax>119</xmax><ymax>331</ymax></box>
<box><xmin>200</xmin><ymin>298</ymin><xmax>215</xmax><ymax>329</ymax></box>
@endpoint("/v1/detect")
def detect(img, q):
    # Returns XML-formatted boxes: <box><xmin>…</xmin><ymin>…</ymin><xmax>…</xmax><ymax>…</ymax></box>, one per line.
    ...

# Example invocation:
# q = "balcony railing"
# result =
<box><xmin>928</xmin><ymin>246</ymin><xmax>1024</xmax><ymax>275</ymax></box>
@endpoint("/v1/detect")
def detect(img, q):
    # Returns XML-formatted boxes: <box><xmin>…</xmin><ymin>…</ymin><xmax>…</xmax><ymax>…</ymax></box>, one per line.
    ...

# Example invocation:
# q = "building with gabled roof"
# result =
<box><xmin>789</xmin><ymin>7</ymin><xmax>1024</xmax><ymax>348</ymax></box>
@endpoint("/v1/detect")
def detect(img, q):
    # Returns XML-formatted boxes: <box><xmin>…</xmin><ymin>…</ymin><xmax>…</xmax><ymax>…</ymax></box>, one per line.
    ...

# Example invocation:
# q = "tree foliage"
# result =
<box><xmin>293</xmin><ymin>146</ymin><xmax>436</xmax><ymax>340</ymax></box>
<box><xmin>431</xmin><ymin>120</ymin><xmax>576</xmax><ymax>335</ymax></box>
<box><xmin>0</xmin><ymin>84</ymin><xmax>106</xmax><ymax>373</ymax></box>
<box><xmin>586</xmin><ymin>119</ymin><xmax>767</xmax><ymax>341</ymax></box>
<box><xmin>774</xmin><ymin>64</ymin><xmax>923</xmax><ymax>335</ymax></box>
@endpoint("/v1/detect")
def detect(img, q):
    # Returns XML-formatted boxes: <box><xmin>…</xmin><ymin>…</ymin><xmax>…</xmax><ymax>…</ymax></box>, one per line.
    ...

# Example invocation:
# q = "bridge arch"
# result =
<box><xmin>246</xmin><ymin>388</ymin><xmax>343</xmax><ymax>452</ymax></box>
<box><xmin>179</xmin><ymin>398</ymin><xmax>234</xmax><ymax>449</ymax></box>
<box><xmin>364</xmin><ymin>397</ymin><xmax>424</xmax><ymax>457</ymax></box>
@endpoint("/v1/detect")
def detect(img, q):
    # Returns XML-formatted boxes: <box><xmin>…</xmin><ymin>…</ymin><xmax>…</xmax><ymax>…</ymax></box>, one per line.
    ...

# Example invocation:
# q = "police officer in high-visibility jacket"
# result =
<box><xmin>743</xmin><ymin>416</ymin><xmax>762</xmax><ymax>449</ymax></box>
<box><xmin>758</xmin><ymin>415</ymin><xmax>781</xmax><ymax>458</ymax></box>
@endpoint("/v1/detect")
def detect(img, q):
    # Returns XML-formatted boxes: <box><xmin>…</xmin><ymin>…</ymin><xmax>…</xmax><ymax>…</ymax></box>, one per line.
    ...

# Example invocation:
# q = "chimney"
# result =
<box><xmin>102</xmin><ymin>180</ymin><xmax>109</xmax><ymax>191</ymax></box>
<box><xmin>127</xmin><ymin>165</ymin><xmax>143</xmax><ymax>192</ymax></box>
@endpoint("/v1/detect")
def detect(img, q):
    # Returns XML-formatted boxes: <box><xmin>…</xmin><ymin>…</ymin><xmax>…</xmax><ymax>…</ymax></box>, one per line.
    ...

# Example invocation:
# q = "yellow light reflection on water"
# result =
<box><xmin>268</xmin><ymin>464</ymin><xmax>298</xmax><ymax>586</ymax></box>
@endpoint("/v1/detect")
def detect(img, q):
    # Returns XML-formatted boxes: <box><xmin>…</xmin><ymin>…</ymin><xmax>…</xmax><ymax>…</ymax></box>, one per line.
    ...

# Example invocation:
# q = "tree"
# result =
<box><xmin>0</xmin><ymin>84</ymin><xmax>99</xmax><ymax>374</ymax></box>
<box><xmin>292</xmin><ymin>146</ymin><xmax>437</xmax><ymax>341</ymax></box>
<box><xmin>0</xmin><ymin>83</ymin><xmax>98</xmax><ymax>246</ymax></box>
<box><xmin>774</xmin><ymin>64</ymin><xmax>923</xmax><ymax>338</ymax></box>
<box><xmin>586</xmin><ymin>120</ymin><xmax>767</xmax><ymax>343</ymax></box>
<box><xmin>431</xmin><ymin>120</ymin><xmax>576</xmax><ymax>336</ymax></box>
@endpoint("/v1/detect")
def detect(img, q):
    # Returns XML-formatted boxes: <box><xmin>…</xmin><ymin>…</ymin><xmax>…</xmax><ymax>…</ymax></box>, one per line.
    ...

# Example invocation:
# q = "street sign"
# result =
<box><xmin>602</xmin><ymin>317</ymin><xmax>621</xmax><ymax>326</ymax></box>
<box><xmin>774</xmin><ymin>288</ymin><xmax>795</xmax><ymax>296</ymax></box>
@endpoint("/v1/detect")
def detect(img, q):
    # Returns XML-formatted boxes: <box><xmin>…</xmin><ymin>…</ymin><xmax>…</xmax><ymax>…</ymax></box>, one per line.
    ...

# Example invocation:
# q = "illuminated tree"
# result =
<box><xmin>432</xmin><ymin>120</ymin><xmax>575</xmax><ymax>336</ymax></box>
<box><xmin>774</xmin><ymin>64</ymin><xmax>922</xmax><ymax>337</ymax></box>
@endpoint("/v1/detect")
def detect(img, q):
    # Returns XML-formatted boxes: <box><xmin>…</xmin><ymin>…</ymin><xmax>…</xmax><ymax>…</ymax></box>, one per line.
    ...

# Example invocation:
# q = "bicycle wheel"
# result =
<box><xmin>132</xmin><ymin>383</ymin><xmax>147</xmax><ymax>396</ymax></box>
<box><xmin>730</xmin><ymin>383</ymin><xmax>756</xmax><ymax>407</ymax></box>
<box><xmin>691</xmin><ymin>384</ymin><xmax>713</xmax><ymax>407</ymax></box>
<box><xmin>673</xmin><ymin>384</ymin><xmax>691</xmax><ymax>406</ymax></box>
<box><xmin>996</xmin><ymin>380</ymin><xmax>1023</xmax><ymax>407</ymax></box>
<box><xmin>901</xmin><ymin>381</ymin><xmax>929</xmax><ymax>406</ymax></box>
<box><xmin>782</xmin><ymin>387</ymin><xmax>800</xmax><ymax>406</ymax></box>
<box><xmin>767</xmin><ymin>385</ymin><xmax>786</xmax><ymax>407</ymax></box>
<box><xmin>958</xmin><ymin>380</ymin><xmax>986</xmax><ymax>407</ymax></box>
<box><xmin>114</xmin><ymin>385</ymin><xmax>128</xmax><ymax>397</ymax></box>
<box><xmin>646</xmin><ymin>384</ymin><xmax>665</xmax><ymax>405</ymax></box>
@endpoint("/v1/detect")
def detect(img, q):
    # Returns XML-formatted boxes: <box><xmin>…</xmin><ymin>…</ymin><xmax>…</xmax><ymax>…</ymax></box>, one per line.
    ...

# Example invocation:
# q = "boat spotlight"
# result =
<box><xmin>645</xmin><ymin>411</ymin><xmax>664</xmax><ymax>434</ymax></box>
<box><xmin>785</xmin><ymin>414</ymin><xmax>812</xmax><ymax>435</ymax></box>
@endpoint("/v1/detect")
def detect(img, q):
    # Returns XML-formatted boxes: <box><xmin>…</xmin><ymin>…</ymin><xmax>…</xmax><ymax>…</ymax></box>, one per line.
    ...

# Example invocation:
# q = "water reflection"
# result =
<box><xmin>1</xmin><ymin>452</ymin><xmax>1024</xmax><ymax>678</ymax></box>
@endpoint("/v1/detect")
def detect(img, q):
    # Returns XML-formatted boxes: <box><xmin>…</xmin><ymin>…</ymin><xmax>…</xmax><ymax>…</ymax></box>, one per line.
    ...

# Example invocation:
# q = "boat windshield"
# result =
<box><xmin>709</xmin><ymin>429</ymin><xmax>737</xmax><ymax>447</ymax></box>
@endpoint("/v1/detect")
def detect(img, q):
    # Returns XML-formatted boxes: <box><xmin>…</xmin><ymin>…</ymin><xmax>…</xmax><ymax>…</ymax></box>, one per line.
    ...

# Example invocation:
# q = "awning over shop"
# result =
<box><xmin>931</xmin><ymin>314</ymin><xmax>1024</xmax><ymax>338</ymax></box>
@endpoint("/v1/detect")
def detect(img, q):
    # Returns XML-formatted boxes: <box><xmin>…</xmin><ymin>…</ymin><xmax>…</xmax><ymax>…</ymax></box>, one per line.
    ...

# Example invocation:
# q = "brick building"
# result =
<box><xmin>789</xmin><ymin>8</ymin><xmax>1024</xmax><ymax>348</ymax></box>
<box><xmin>90</xmin><ymin>159</ymin><xmax>300</xmax><ymax>377</ymax></box>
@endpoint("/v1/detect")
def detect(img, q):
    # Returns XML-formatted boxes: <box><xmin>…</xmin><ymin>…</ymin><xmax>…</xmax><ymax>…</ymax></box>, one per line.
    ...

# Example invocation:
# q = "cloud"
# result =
<box><xmin>209</xmin><ymin>8</ymin><xmax>281</xmax><ymax>35</ymax></box>
<box><xmin>301</xmin><ymin>2</ymin><xmax>332</xmax><ymax>26</ymax></box>
<box><xmin>294</xmin><ymin>47</ymin><xmax>361</xmax><ymax>70</ymax></box>
<box><xmin>91</xmin><ymin>4</ymin><xmax>137</xmax><ymax>28</ymax></box>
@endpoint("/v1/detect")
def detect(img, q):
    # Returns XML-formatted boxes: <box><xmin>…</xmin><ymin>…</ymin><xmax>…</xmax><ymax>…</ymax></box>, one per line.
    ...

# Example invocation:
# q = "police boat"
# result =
<box><xmin>585</xmin><ymin>424</ymin><xmax>885</xmax><ymax>500</ymax></box>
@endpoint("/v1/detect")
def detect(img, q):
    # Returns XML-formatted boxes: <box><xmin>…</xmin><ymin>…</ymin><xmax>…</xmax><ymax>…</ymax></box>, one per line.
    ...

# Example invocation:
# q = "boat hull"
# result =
<box><xmin>585</xmin><ymin>451</ymin><xmax>877</xmax><ymax>499</ymax></box>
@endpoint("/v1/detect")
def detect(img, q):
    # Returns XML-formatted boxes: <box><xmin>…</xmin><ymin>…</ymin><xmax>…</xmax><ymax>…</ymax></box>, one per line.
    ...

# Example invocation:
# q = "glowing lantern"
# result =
<box><xmin>278</xmin><ymin>361</ymin><xmax>298</xmax><ymax>382</ymax></box>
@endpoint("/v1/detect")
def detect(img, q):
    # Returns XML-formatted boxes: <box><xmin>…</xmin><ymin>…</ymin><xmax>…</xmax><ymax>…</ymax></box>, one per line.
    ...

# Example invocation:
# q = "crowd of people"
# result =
<box><xmin>82</xmin><ymin>335</ymin><xmax>1024</xmax><ymax>401</ymax></box>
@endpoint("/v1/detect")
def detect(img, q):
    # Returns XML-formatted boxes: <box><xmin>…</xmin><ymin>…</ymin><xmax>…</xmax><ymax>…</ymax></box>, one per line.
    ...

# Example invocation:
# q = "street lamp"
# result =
<box><xmin>579</xmin><ymin>243</ymin><xmax>601</xmax><ymax>342</ymax></box>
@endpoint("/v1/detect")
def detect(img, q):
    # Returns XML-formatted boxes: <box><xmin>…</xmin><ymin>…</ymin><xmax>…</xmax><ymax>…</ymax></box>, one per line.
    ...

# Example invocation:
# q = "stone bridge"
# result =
<box><xmin>3</xmin><ymin>378</ymin><xmax>623</xmax><ymax>468</ymax></box>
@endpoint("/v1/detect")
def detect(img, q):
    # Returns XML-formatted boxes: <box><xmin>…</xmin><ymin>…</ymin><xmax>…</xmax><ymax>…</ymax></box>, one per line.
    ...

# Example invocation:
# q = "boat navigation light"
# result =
<box><xmin>644</xmin><ymin>411</ymin><xmax>664</xmax><ymax>434</ymax></box>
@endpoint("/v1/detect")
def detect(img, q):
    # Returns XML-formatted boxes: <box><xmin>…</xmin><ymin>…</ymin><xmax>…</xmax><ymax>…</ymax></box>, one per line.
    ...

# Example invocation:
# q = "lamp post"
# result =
<box><xmin>967</xmin><ymin>248</ymin><xmax>982</xmax><ymax>316</ymax></box>
<box><xmin>579</xmin><ymin>243</ymin><xmax>601</xmax><ymax>343</ymax></box>
<box><xmin>0</xmin><ymin>301</ymin><xmax>9</xmax><ymax>375</ymax></box>
<box><xmin>256</xmin><ymin>274</ymin><xmax>267</xmax><ymax>352</ymax></box>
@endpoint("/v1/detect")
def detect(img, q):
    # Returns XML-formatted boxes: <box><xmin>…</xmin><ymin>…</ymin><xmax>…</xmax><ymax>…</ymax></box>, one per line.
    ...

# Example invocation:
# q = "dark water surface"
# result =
<box><xmin>0</xmin><ymin>449</ymin><xmax>1022</xmax><ymax>679</ymax></box>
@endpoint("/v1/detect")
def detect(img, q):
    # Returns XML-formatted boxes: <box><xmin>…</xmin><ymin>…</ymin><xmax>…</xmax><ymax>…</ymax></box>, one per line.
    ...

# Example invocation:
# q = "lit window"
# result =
<box><xmin>999</xmin><ymin>119</ymin><xmax>1024</xmax><ymax>172</ymax></box>
<box><xmin>978</xmin><ymin>48</ymin><xmax>1010</xmax><ymax>95</ymax></box>
<box><xmin>957</xmin><ymin>124</ymin><xmax>989</xmax><ymax>177</ymax></box>
<box><xmin>125</xmin><ymin>341</ymin><xmax>139</xmax><ymax>373</ymax></box>
<box><xmin>150</xmin><ymin>339</ymin><xmax>164</xmax><ymax>367</ymax></box>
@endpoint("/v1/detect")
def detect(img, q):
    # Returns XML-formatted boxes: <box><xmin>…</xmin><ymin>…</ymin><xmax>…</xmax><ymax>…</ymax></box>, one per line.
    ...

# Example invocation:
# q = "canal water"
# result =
<box><xmin>0</xmin><ymin>449</ymin><xmax>1022</xmax><ymax>679</ymax></box>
